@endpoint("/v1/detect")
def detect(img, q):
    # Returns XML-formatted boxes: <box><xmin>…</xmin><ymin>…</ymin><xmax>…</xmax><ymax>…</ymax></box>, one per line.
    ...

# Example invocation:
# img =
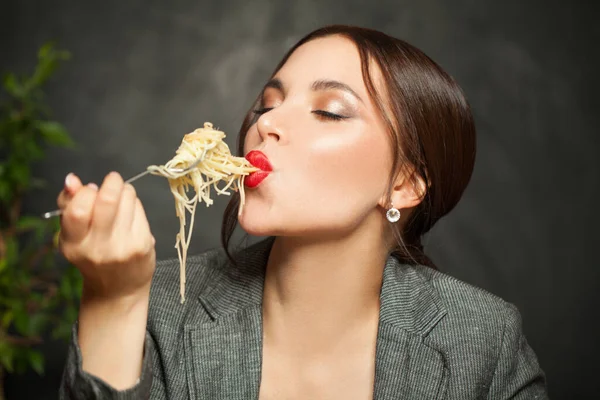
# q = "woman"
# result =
<box><xmin>58</xmin><ymin>25</ymin><xmax>548</xmax><ymax>399</ymax></box>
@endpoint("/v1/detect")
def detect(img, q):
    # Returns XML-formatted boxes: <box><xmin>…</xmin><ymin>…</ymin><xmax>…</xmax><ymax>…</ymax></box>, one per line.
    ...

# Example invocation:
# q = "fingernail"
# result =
<box><xmin>88</xmin><ymin>183</ymin><xmax>98</xmax><ymax>191</ymax></box>
<box><xmin>65</xmin><ymin>173</ymin><xmax>74</xmax><ymax>189</ymax></box>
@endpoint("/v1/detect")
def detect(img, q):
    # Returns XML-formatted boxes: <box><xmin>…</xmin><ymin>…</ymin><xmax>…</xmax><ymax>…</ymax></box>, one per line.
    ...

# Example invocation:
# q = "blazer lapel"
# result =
<box><xmin>374</xmin><ymin>257</ymin><xmax>449</xmax><ymax>400</ymax></box>
<box><xmin>185</xmin><ymin>307</ymin><xmax>262</xmax><ymax>399</ymax></box>
<box><xmin>184</xmin><ymin>239</ymin><xmax>273</xmax><ymax>400</ymax></box>
<box><xmin>183</xmin><ymin>239</ymin><xmax>449</xmax><ymax>400</ymax></box>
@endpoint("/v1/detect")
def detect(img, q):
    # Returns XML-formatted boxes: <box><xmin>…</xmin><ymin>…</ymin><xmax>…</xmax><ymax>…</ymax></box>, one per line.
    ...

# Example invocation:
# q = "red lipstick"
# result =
<box><xmin>245</xmin><ymin>150</ymin><xmax>273</xmax><ymax>188</ymax></box>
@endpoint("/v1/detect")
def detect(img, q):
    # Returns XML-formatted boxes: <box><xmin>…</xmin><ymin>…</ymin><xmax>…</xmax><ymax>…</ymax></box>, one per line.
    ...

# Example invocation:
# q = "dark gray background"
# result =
<box><xmin>2</xmin><ymin>0</ymin><xmax>598</xmax><ymax>399</ymax></box>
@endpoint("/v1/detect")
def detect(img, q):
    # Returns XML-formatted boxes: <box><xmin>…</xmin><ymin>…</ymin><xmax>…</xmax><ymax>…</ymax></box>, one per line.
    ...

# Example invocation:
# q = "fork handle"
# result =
<box><xmin>124</xmin><ymin>170</ymin><xmax>151</xmax><ymax>184</ymax></box>
<box><xmin>42</xmin><ymin>170</ymin><xmax>153</xmax><ymax>219</ymax></box>
<box><xmin>43</xmin><ymin>209</ymin><xmax>64</xmax><ymax>218</ymax></box>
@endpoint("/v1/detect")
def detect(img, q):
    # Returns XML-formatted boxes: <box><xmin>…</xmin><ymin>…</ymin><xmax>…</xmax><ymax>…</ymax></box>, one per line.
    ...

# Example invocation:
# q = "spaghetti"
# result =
<box><xmin>147</xmin><ymin>122</ymin><xmax>257</xmax><ymax>303</ymax></box>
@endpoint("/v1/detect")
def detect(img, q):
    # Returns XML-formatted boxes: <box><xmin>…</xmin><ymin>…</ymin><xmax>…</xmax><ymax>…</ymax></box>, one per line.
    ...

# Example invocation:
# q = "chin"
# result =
<box><xmin>239</xmin><ymin>213</ymin><xmax>355</xmax><ymax>240</ymax></box>
<box><xmin>240</xmin><ymin>224</ymin><xmax>277</xmax><ymax>237</ymax></box>
<box><xmin>237</xmin><ymin>209</ymin><xmax>280</xmax><ymax>237</ymax></box>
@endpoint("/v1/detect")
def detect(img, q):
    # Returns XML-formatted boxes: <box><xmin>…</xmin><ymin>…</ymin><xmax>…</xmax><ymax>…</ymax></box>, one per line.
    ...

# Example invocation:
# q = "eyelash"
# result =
<box><xmin>252</xmin><ymin>108</ymin><xmax>348</xmax><ymax>122</ymax></box>
<box><xmin>252</xmin><ymin>107</ymin><xmax>273</xmax><ymax>116</ymax></box>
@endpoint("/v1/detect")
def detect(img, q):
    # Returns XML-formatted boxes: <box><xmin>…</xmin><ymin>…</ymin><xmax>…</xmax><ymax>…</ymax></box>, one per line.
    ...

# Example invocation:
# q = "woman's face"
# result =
<box><xmin>239</xmin><ymin>35</ymin><xmax>393</xmax><ymax>239</ymax></box>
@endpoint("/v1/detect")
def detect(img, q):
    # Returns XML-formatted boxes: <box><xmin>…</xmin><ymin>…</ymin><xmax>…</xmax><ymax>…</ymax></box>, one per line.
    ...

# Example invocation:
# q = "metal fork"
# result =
<box><xmin>42</xmin><ymin>154</ymin><xmax>205</xmax><ymax>219</ymax></box>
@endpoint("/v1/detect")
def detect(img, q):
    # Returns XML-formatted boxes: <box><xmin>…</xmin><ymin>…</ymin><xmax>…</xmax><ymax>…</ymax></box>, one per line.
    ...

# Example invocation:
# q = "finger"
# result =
<box><xmin>64</xmin><ymin>173</ymin><xmax>83</xmax><ymax>195</ymax></box>
<box><xmin>131</xmin><ymin>198</ymin><xmax>154</xmax><ymax>250</ymax></box>
<box><xmin>115</xmin><ymin>183</ymin><xmax>138</xmax><ymax>231</ymax></box>
<box><xmin>91</xmin><ymin>172</ymin><xmax>125</xmax><ymax>234</ymax></box>
<box><xmin>61</xmin><ymin>184</ymin><xmax>99</xmax><ymax>242</ymax></box>
<box><xmin>57</xmin><ymin>189</ymin><xmax>71</xmax><ymax>210</ymax></box>
<box><xmin>57</xmin><ymin>173</ymin><xmax>87</xmax><ymax>209</ymax></box>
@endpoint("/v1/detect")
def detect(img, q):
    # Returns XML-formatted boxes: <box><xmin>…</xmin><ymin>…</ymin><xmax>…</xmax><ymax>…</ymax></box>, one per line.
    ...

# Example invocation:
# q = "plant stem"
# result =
<box><xmin>27</xmin><ymin>241</ymin><xmax>52</xmax><ymax>271</ymax></box>
<box><xmin>9</xmin><ymin>196</ymin><xmax>22</xmax><ymax>227</ymax></box>
<box><xmin>4</xmin><ymin>334</ymin><xmax>43</xmax><ymax>346</ymax></box>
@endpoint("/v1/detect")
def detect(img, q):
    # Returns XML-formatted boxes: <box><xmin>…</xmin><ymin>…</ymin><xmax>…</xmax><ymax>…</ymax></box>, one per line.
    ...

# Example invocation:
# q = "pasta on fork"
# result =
<box><xmin>147</xmin><ymin>122</ymin><xmax>258</xmax><ymax>303</ymax></box>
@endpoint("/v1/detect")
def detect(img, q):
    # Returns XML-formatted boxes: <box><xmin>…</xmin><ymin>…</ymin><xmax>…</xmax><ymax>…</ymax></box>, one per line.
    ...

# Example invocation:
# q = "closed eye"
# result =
<box><xmin>312</xmin><ymin>110</ymin><xmax>349</xmax><ymax>121</ymax></box>
<box><xmin>253</xmin><ymin>107</ymin><xmax>274</xmax><ymax>116</ymax></box>
<box><xmin>252</xmin><ymin>108</ymin><xmax>349</xmax><ymax>122</ymax></box>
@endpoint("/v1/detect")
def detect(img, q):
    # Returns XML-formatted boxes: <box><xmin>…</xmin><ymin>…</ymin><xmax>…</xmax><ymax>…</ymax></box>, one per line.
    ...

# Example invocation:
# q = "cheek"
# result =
<box><xmin>239</xmin><ymin>124</ymin><xmax>392</xmax><ymax>236</ymax></box>
<box><xmin>302</xmin><ymin>130</ymin><xmax>391</xmax><ymax>200</ymax></box>
<box><xmin>238</xmin><ymin>198</ymin><xmax>276</xmax><ymax>235</ymax></box>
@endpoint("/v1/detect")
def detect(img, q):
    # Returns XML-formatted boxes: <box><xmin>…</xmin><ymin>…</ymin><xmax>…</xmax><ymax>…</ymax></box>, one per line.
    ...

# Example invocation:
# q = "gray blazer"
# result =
<box><xmin>60</xmin><ymin>238</ymin><xmax>548</xmax><ymax>399</ymax></box>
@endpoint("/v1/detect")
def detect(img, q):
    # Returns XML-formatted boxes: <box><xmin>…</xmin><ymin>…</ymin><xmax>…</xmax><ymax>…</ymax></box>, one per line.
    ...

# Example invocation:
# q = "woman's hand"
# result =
<box><xmin>57</xmin><ymin>171</ymin><xmax>156</xmax><ymax>304</ymax></box>
<box><xmin>57</xmin><ymin>172</ymin><xmax>156</xmax><ymax>389</ymax></box>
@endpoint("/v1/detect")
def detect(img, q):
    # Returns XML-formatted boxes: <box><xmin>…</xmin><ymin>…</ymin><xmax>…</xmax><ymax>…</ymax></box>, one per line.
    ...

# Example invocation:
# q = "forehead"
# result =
<box><xmin>275</xmin><ymin>35</ymin><xmax>376</xmax><ymax>96</ymax></box>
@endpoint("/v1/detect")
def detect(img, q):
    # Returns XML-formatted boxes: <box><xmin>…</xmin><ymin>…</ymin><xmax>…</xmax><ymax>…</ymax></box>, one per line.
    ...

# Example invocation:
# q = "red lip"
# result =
<box><xmin>245</xmin><ymin>150</ymin><xmax>273</xmax><ymax>188</ymax></box>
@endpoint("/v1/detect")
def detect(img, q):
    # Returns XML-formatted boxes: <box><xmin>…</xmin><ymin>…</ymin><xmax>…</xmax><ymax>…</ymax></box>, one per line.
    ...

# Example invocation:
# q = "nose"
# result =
<box><xmin>256</xmin><ymin>110</ymin><xmax>284</xmax><ymax>143</ymax></box>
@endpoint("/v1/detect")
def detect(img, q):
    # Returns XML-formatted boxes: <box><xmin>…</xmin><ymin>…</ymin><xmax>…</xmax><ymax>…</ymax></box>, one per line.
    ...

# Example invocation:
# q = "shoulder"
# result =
<box><xmin>408</xmin><ymin>264</ymin><xmax>527</xmax><ymax>366</ymax></box>
<box><xmin>387</xmin><ymin>262</ymin><xmax>523</xmax><ymax>355</ymax></box>
<box><xmin>409</xmin><ymin>266</ymin><xmax>547</xmax><ymax>396</ymax></box>
<box><xmin>412</xmin><ymin>264</ymin><xmax>519</xmax><ymax>328</ymax></box>
<box><xmin>382</xmin><ymin>256</ymin><xmax>525</xmax><ymax>349</ymax></box>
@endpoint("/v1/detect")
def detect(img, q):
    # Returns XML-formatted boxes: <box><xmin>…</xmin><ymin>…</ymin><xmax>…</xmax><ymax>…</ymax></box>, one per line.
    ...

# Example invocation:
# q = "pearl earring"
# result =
<box><xmin>386</xmin><ymin>205</ymin><xmax>401</xmax><ymax>223</ymax></box>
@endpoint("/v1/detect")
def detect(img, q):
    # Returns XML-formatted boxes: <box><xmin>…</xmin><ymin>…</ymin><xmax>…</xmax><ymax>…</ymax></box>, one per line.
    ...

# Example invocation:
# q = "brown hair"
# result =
<box><xmin>221</xmin><ymin>25</ymin><xmax>476</xmax><ymax>269</ymax></box>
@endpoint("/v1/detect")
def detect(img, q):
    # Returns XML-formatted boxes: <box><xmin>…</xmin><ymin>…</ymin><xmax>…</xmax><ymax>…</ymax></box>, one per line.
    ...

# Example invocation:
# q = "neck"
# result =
<box><xmin>262</xmin><ymin>217</ymin><xmax>389</xmax><ymax>352</ymax></box>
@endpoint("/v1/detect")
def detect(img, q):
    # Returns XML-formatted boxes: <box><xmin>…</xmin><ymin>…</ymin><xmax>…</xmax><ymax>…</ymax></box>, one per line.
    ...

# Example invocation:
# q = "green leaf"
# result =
<box><xmin>35</xmin><ymin>120</ymin><xmax>74</xmax><ymax>147</ymax></box>
<box><xmin>3</xmin><ymin>73</ymin><xmax>24</xmax><ymax>98</ymax></box>
<box><xmin>16</xmin><ymin>216</ymin><xmax>44</xmax><ymax>231</ymax></box>
<box><xmin>0</xmin><ymin>179</ymin><xmax>11</xmax><ymax>204</ymax></box>
<box><xmin>1</xmin><ymin>310</ymin><xmax>13</xmax><ymax>328</ymax></box>
<box><xmin>37</xmin><ymin>42</ymin><xmax>54</xmax><ymax>59</ymax></box>
<box><xmin>51</xmin><ymin>320</ymin><xmax>72</xmax><ymax>341</ymax></box>
<box><xmin>0</xmin><ymin>342</ymin><xmax>15</xmax><ymax>373</ymax></box>
<box><xmin>0</xmin><ymin>42</ymin><xmax>79</xmax><ymax>378</ymax></box>
<box><xmin>73</xmin><ymin>272</ymin><xmax>83</xmax><ymax>297</ymax></box>
<box><xmin>26</xmin><ymin>44</ymin><xmax>70</xmax><ymax>90</ymax></box>
<box><xmin>59</xmin><ymin>276</ymin><xmax>73</xmax><ymax>298</ymax></box>
<box><xmin>61</xmin><ymin>266</ymin><xmax>83</xmax><ymax>301</ymax></box>
<box><xmin>35</xmin><ymin>223</ymin><xmax>49</xmax><ymax>242</ymax></box>
<box><xmin>28</xmin><ymin>314</ymin><xmax>48</xmax><ymax>336</ymax></box>
<box><xmin>4</xmin><ymin>237</ymin><xmax>18</xmax><ymax>265</ymax></box>
<box><xmin>13</xmin><ymin>309</ymin><xmax>29</xmax><ymax>335</ymax></box>
<box><xmin>9</xmin><ymin>162</ymin><xmax>30</xmax><ymax>186</ymax></box>
<box><xmin>29</xmin><ymin>350</ymin><xmax>45</xmax><ymax>375</ymax></box>
<box><xmin>24</xmin><ymin>140</ymin><xmax>45</xmax><ymax>161</ymax></box>
<box><xmin>38</xmin><ymin>42</ymin><xmax>70</xmax><ymax>62</ymax></box>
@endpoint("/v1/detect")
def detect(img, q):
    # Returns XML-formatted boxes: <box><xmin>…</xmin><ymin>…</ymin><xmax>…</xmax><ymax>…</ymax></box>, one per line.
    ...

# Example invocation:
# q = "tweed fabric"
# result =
<box><xmin>59</xmin><ymin>238</ymin><xmax>548</xmax><ymax>399</ymax></box>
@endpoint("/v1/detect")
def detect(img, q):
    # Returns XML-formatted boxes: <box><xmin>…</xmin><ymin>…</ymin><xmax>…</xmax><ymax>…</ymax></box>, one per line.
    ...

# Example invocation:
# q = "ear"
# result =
<box><xmin>378</xmin><ymin>169</ymin><xmax>427</xmax><ymax>210</ymax></box>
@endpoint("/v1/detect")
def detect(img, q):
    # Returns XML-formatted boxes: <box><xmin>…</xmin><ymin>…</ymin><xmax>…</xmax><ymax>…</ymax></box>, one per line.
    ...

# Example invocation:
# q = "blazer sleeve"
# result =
<box><xmin>58</xmin><ymin>323</ymin><xmax>166</xmax><ymax>400</ymax></box>
<box><xmin>487</xmin><ymin>304</ymin><xmax>549</xmax><ymax>399</ymax></box>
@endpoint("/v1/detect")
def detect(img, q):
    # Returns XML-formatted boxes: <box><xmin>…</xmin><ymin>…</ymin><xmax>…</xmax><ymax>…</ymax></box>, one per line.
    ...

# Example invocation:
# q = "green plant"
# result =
<box><xmin>0</xmin><ymin>43</ymin><xmax>82</xmax><ymax>399</ymax></box>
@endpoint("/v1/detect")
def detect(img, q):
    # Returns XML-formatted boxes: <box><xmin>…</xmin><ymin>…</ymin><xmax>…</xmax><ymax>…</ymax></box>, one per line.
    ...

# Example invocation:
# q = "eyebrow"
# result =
<box><xmin>311</xmin><ymin>79</ymin><xmax>363</xmax><ymax>103</ymax></box>
<box><xmin>263</xmin><ymin>77</ymin><xmax>363</xmax><ymax>103</ymax></box>
<box><xmin>264</xmin><ymin>78</ymin><xmax>284</xmax><ymax>92</ymax></box>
